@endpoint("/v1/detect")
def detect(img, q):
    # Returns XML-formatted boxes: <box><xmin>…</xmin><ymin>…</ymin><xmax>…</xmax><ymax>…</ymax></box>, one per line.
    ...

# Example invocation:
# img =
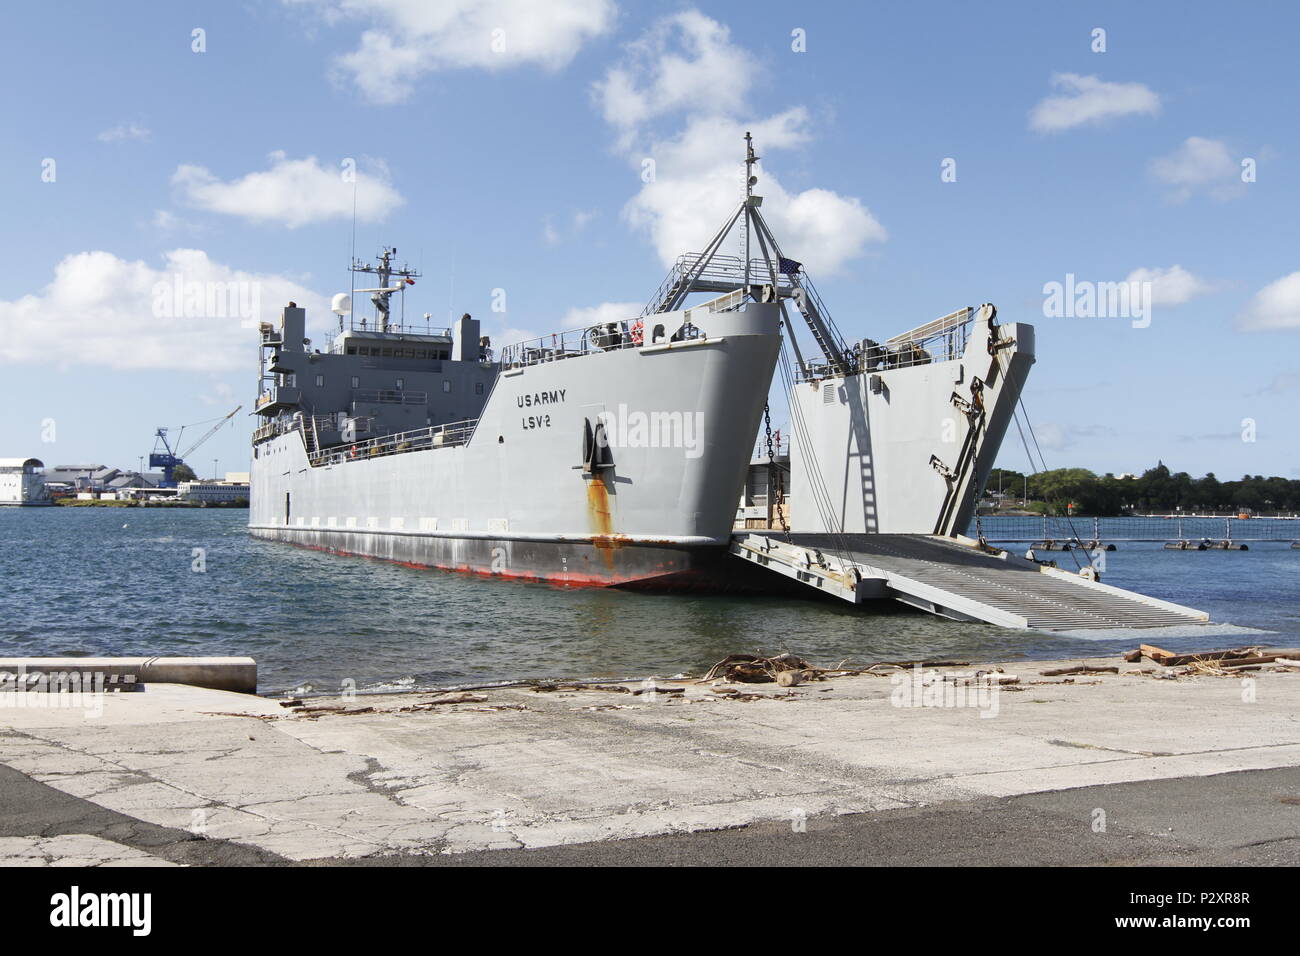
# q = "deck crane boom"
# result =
<box><xmin>149</xmin><ymin>406</ymin><xmax>242</xmax><ymax>487</ymax></box>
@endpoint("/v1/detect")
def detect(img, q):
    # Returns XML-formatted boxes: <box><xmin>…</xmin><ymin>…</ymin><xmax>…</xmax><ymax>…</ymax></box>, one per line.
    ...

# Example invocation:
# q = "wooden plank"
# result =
<box><xmin>1140</xmin><ymin>644</ymin><xmax>1175</xmax><ymax>664</ymax></box>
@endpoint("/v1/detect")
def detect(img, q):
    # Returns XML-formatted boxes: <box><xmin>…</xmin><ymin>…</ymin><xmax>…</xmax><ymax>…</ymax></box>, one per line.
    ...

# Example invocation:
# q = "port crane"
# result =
<box><xmin>149</xmin><ymin>406</ymin><xmax>242</xmax><ymax>487</ymax></box>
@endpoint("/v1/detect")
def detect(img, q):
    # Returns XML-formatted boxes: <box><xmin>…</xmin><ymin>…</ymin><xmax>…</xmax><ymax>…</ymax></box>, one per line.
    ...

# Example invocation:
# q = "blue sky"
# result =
<box><xmin>1</xmin><ymin>0</ymin><xmax>1297</xmax><ymax>479</ymax></box>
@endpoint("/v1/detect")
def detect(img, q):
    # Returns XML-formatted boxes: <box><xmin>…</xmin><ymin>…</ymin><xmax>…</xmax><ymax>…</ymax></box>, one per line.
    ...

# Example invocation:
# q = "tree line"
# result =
<box><xmin>984</xmin><ymin>462</ymin><xmax>1300</xmax><ymax>515</ymax></box>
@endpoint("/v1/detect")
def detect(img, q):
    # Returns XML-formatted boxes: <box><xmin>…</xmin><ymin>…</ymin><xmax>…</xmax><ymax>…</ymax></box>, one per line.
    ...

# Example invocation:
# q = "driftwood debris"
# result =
<box><xmin>531</xmin><ymin>681</ymin><xmax>629</xmax><ymax>693</ymax></box>
<box><xmin>1040</xmin><ymin>665</ymin><xmax>1119</xmax><ymax>677</ymax></box>
<box><xmin>292</xmin><ymin>703</ymin><xmax>376</xmax><ymax>716</ymax></box>
<box><xmin>1216</xmin><ymin>655</ymin><xmax>1279</xmax><ymax>668</ymax></box>
<box><xmin>1132</xmin><ymin>645</ymin><xmax>1284</xmax><ymax>668</ymax></box>
<box><xmin>1119</xmin><ymin>643</ymin><xmax>1300</xmax><ymax>678</ymax></box>
<box><xmin>420</xmin><ymin>692</ymin><xmax>488</xmax><ymax>706</ymax></box>
<box><xmin>701</xmin><ymin>653</ymin><xmax>816</xmax><ymax>684</ymax></box>
<box><xmin>868</xmin><ymin>659</ymin><xmax>972</xmax><ymax>670</ymax></box>
<box><xmin>1139</xmin><ymin>644</ymin><xmax>1177</xmax><ymax>664</ymax></box>
<box><xmin>776</xmin><ymin>669</ymin><xmax>814</xmax><ymax>687</ymax></box>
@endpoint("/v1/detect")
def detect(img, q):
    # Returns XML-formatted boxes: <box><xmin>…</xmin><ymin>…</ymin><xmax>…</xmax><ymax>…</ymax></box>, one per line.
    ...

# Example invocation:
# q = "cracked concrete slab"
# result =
<box><xmin>0</xmin><ymin>834</ymin><xmax>179</xmax><ymax>867</ymax></box>
<box><xmin>1</xmin><ymin>663</ymin><xmax>1297</xmax><ymax>864</ymax></box>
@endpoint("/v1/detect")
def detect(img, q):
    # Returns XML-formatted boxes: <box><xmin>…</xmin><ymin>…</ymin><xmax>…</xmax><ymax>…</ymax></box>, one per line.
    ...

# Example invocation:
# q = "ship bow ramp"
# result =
<box><xmin>736</xmin><ymin>303</ymin><xmax>1215</xmax><ymax>631</ymax></box>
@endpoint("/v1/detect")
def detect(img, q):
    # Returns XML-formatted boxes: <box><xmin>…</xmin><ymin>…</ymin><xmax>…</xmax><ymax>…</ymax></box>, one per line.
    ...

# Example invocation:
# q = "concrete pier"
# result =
<box><xmin>1</xmin><ymin>653</ymin><xmax>1298</xmax><ymax>865</ymax></box>
<box><xmin>0</xmin><ymin>657</ymin><xmax>256</xmax><ymax>694</ymax></box>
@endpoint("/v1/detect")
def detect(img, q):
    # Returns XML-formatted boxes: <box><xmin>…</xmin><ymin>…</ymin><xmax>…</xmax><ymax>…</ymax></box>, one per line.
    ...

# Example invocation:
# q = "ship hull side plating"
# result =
<box><xmin>249</xmin><ymin>525</ymin><xmax>751</xmax><ymax>590</ymax></box>
<box><xmin>249</xmin><ymin>304</ymin><xmax>781</xmax><ymax>588</ymax></box>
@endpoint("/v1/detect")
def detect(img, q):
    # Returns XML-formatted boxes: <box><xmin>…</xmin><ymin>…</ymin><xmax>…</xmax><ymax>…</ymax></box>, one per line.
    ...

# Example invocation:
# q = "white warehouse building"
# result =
<box><xmin>0</xmin><ymin>458</ymin><xmax>53</xmax><ymax>506</ymax></box>
<box><xmin>178</xmin><ymin>472</ymin><xmax>250</xmax><ymax>504</ymax></box>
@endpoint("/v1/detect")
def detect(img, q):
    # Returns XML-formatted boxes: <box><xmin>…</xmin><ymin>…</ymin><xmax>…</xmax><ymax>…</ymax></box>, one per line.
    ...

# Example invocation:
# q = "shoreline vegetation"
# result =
<box><xmin>986</xmin><ymin>462</ymin><xmax>1300</xmax><ymax>517</ymax></box>
<box><xmin>51</xmin><ymin>498</ymin><xmax>249</xmax><ymax>509</ymax></box>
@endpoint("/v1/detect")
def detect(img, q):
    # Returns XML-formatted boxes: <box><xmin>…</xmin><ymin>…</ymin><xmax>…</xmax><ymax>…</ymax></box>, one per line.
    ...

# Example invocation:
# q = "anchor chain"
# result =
<box><xmin>763</xmin><ymin>404</ymin><xmax>790</xmax><ymax>536</ymax></box>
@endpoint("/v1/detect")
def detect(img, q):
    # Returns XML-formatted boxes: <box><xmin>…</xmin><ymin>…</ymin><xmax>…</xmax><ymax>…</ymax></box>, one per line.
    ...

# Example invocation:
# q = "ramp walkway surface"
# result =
<box><xmin>730</xmin><ymin>532</ymin><xmax>1211</xmax><ymax>630</ymax></box>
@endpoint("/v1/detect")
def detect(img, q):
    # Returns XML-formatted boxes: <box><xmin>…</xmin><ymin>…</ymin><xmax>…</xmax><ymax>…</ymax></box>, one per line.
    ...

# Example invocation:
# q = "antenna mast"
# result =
<box><xmin>349</xmin><ymin>247</ymin><xmax>421</xmax><ymax>333</ymax></box>
<box><xmin>744</xmin><ymin>131</ymin><xmax>758</xmax><ymax>289</ymax></box>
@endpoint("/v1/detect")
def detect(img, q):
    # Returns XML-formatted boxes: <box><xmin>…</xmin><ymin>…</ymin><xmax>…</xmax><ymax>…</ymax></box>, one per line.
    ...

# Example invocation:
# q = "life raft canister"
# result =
<box><xmin>630</xmin><ymin>319</ymin><xmax>644</xmax><ymax>345</ymax></box>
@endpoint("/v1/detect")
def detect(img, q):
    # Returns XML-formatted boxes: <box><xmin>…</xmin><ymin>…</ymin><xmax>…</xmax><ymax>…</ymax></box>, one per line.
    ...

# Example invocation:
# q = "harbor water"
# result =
<box><xmin>2</xmin><ymin>508</ymin><xmax>1296</xmax><ymax>694</ymax></box>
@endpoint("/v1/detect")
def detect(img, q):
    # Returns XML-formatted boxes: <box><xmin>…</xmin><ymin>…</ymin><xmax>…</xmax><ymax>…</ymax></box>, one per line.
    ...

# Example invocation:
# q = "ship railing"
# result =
<box><xmin>351</xmin><ymin>387</ymin><xmax>429</xmax><ymax>406</ymax></box>
<box><xmin>303</xmin><ymin>417</ymin><xmax>481</xmax><ymax>466</ymax></box>
<box><xmin>693</xmin><ymin>253</ymin><xmax>799</xmax><ymax>293</ymax></box>
<box><xmin>497</xmin><ymin>283</ymin><xmax>764</xmax><ymax>370</ymax></box>
<box><xmin>801</xmin><ymin>306</ymin><xmax>976</xmax><ymax>381</ymax></box>
<box><xmin>644</xmin><ymin>253</ymin><xmax>800</xmax><ymax>315</ymax></box>
<box><xmin>497</xmin><ymin>319</ymin><xmax>708</xmax><ymax>370</ymax></box>
<box><xmin>253</xmin><ymin>413</ymin><xmax>335</xmax><ymax>447</ymax></box>
<box><xmin>336</xmin><ymin>321</ymin><xmax>453</xmax><ymax>337</ymax></box>
<box><xmin>497</xmin><ymin>326</ymin><xmax>626</xmax><ymax>369</ymax></box>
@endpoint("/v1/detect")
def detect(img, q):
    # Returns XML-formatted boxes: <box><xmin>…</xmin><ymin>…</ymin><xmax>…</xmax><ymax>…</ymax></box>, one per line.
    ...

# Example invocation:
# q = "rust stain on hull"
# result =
<box><xmin>586</xmin><ymin>475</ymin><xmax>628</xmax><ymax>571</ymax></box>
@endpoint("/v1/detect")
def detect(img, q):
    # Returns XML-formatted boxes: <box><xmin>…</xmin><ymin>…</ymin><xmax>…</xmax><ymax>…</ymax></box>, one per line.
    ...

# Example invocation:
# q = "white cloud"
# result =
<box><xmin>1029</xmin><ymin>73</ymin><xmax>1160</xmax><ymax>132</ymax></box>
<box><xmin>626</xmin><ymin>111</ymin><xmax>886</xmax><ymax>273</ymax></box>
<box><xmin>1124</xmin><ymin>265</ymin><xmax>1217</xmax><ymax>306</ymax></box>
<box><xmin>594</xmin><ymin>10</ymin><xmax>751</xmax><ymax>134</ymax></box>
<box><xmin>1149</xmin><ymin>137</ymin><xmax>1245</xmax><ymax>201</ymax></box>
<box><xmin>542</xmin><ymin>218</ymin><xmax>562</xmax><ymax>247</ymax></box>
<box><xmin>1251</xmin><ymin>370</ymin><xmax>1300</xmax><ymax>395</ymax></box>
<box><xmin>597</xmin><ymin>12</ymin><xmax>885</xmax><ymax>275</ymax></box>
<box><xmin>291</xmin><ymin>0</ymin><xmax>616</xmax><ymax>103</ymax></box>
<box><xmin>561</xmin><ymin>301</ymin><xmax>643</xmax><ymax>327</ymax></box>
<box><xmin>97</xmin><ymin>122</ymin><xmax>151</xmax><ymax>143</ymax></box>
<box><xmin>1237</xmin><ymin>271</ymin><xmax>1300</xmax><ymax>331</ymax></box>
<box><xmin>542</xmin><ymin>208</ymin><xmax>599</xmax><ymax>246</ymax></box>
<box><xmin>0</xmin><ymin>249</ymin><xmax>328</xmax><ymax>371</ymax></box>
<box><xmin>172</xmin><ymin>151</ymin><xmax>404</xmax><ymax>227</ymax></box>
<box><xmin>1031</xmin><ymin>422</ymin><xmax>1112</xmax><ymax>452</ymax></box>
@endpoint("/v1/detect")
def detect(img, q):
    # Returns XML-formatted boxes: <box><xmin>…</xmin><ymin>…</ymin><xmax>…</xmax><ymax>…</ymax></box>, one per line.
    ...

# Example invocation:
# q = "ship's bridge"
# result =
<box><xmin>330</xmin><ymin>328</ymin><xmax>454</xmax><ymax>361</ymax></box>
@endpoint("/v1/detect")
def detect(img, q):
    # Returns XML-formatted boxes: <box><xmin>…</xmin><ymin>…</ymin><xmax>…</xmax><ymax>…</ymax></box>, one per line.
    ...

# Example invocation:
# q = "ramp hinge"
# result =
<box><xmin>950</xmin><ymin>392</ymin><xmax>982</xmax><ymax>422</ymax></box>
<box><xmin>929</xmin><ymin>454</ymin><xmax>956</xmax><ymax>481</ymax></box>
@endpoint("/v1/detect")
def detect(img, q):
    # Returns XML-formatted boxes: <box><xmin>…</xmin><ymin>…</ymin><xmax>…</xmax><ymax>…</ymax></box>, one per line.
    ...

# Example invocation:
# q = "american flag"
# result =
<box><xmin>778</xmin><ymin>257</ymin><xmax>802</xmax><ymax>276</ymax></box>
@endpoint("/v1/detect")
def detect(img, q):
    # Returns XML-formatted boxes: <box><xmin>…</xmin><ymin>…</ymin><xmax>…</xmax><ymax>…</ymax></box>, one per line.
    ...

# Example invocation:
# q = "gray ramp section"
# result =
<box><xmin>742</xmin><ymin>532</ymin><xmax>1211</xmax><ymax>630</ymax></box>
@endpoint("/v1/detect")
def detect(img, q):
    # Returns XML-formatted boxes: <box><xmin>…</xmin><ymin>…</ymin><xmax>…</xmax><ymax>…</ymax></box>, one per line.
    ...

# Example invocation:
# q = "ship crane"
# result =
<box><xmin>149</xmin><ymin>406</ymin><xmax>242</xmax><ymax>487</ymax></box>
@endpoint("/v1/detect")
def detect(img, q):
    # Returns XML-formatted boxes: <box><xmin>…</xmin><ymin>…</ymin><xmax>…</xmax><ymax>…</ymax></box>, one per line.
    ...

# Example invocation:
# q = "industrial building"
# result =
<box><xmin>0</xmin><ymin>458</ymin><xmax>52</xmax><ymax>506</ymax></box>
<box><xmin>179</xmin><ymin>472</ymin><xmax>251</xmax><ymax>504</ymax></box>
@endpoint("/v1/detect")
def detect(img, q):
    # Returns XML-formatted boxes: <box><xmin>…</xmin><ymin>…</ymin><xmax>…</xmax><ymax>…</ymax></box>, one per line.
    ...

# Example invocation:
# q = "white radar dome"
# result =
<box><xmin>331</xmin><ymin>293</ymin><xmax>352</xmax><ymax>316</ymax></box>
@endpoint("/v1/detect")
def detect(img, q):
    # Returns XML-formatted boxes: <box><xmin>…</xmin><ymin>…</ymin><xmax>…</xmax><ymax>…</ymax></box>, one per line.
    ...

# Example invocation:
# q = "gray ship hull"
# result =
<box><xmin>249</xmin><ymin>302</ymin><xmax>782</xmax><ymax>588</ymax></box>
<box><xmin>250</xmin><ymin>526</ymin><xmax>752</xmax><ymax>589</ymax></box>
